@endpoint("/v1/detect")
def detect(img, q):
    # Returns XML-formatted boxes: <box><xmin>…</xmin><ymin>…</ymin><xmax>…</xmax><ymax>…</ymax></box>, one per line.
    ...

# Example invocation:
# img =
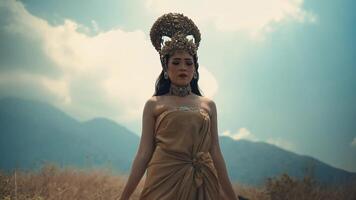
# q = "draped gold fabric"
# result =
<box><xmin>139</xmin><ymin>107</ymin><xmax>221</xmax><ymax>200</ymax></box>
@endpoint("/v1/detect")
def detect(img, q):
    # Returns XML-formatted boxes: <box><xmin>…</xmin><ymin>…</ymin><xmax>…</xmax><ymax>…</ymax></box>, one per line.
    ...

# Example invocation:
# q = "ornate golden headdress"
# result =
<box><xmin>150</xmin><ymin>13</ymin><xmax>201</xmax><ymax>68</ymax></box>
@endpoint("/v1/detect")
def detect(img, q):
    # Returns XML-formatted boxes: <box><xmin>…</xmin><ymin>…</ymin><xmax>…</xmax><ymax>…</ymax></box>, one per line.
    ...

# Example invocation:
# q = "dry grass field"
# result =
<box><xmin>0</xmin><ymin>164</ymin><xmax>355</xmax><ymax>200</ymax></box>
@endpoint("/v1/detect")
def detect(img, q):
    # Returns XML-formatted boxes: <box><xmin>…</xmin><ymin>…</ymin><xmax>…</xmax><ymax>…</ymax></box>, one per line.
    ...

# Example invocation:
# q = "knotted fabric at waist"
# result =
<box><xmin>148</xmin><ymin>146</ymin><xmax>215</xmax><ymax>188</ymax></box>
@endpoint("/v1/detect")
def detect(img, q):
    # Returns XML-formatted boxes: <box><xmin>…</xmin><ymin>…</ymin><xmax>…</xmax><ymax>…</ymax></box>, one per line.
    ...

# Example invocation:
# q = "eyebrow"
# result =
<box><xmin>172</xmin><ymin>58</ymin><xmax>193</xmax><ymax>60</ymax></box>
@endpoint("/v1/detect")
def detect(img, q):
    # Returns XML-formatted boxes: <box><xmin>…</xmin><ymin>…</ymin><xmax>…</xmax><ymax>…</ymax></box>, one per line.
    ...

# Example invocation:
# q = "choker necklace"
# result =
<box><xmin>169</xmin><ymin>83</ymin><xmax>192</xmax><ymax>97</ymax></box>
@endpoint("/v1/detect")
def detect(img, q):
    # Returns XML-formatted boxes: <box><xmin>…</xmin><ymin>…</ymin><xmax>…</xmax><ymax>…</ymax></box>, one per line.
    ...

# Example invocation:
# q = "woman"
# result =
<box><xmin>119</xmin><ymin>13</ymin><xmax>239</xmax><ymax>200</ymax></box>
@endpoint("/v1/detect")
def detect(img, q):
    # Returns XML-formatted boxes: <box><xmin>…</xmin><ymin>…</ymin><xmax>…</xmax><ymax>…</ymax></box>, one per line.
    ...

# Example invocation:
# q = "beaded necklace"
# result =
<box><xmin>169</xmin><ymin>83</ymin><xmax>192</xmax><ymax>97</ymax></box>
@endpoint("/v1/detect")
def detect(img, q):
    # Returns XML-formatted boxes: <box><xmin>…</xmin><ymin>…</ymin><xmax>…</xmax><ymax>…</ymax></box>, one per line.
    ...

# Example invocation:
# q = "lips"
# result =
<box><xmin>178</xmin><ymin>73</ymin><xmax>188</xmax><ymax>78</ymax></box>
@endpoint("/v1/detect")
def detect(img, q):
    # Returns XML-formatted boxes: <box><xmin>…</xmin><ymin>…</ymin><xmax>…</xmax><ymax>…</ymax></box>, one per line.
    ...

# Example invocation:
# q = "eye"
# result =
<box><xmin>186</xmin><ymin>61</ymin><xmax>193</xmax><ymax>66</ymax></box>
<box><xmin>172</xmin><ymin>62</ymin><xmax>180</xmax><ymax>65</ymax></box>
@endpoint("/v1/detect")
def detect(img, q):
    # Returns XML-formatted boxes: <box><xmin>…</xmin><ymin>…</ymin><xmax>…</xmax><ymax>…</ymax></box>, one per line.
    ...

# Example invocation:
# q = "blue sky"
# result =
<box><xmin>0</xmin><ymin>0</ymin><xmax>355</xmax><ymax>172</ymax></box>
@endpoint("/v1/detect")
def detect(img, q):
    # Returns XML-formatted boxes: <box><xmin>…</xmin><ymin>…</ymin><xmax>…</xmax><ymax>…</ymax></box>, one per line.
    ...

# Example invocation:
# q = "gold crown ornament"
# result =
<box><xmin>150</xmin><ymin>13</ymin><xmax>201</xmax><ymax>69</ymax></box>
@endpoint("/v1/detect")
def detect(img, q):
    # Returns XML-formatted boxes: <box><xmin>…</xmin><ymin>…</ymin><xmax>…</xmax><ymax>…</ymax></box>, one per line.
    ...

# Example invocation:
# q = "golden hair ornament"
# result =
<box><xmin>150</xmin><ymin>13</ymin><xmax>201</xmax><ymax>59</ymax></box>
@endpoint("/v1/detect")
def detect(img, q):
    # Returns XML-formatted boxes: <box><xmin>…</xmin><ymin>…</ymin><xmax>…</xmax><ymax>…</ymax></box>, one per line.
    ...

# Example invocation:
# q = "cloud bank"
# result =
<box><xmin>0</xmin><ymin>0</ymin><xmax>218</xmax><ymax>130</ymax></box>
<box><xmin>146</xmin><ymin>0</ymin><xmax>316</xmax><ymax>39</ymax></box>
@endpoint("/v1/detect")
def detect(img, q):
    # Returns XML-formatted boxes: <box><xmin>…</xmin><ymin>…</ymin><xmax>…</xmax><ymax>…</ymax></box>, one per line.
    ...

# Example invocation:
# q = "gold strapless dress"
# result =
<box><xmin>139</xmin><ymin>106</ymin><xmax>221</xmax><ymax>200</ymax></box>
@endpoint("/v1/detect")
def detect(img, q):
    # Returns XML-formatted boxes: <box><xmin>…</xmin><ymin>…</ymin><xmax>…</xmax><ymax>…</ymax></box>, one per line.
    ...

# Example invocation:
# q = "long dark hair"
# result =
<box><xmin>153</xmin><ymin>53</ymin><xmax>203</xmax><ymax>96</ymax></box>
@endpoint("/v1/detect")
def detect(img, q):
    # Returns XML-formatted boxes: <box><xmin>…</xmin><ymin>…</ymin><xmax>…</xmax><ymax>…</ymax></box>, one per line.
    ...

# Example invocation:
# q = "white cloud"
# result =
<box><xmin>351</xmin><ymin>137</ymin><xmax>356</xmax><ymax>148</ymax></box>
<box><xmin>146</xmin><ymin>0</ymin><xmax>316</xmax><ymax>39</ymax></box>
<box><xmin>266</xmin><ymin>137</ymin><xmax>296</xmax><ymax>151</ymax></box>
<box><xmin>91</xmin><ymin>20</ymin><xmax>99</xmax><ymax>32</ymax></box>
<box><xmin>0</xmin><ymin>71</ymin><xmax>70</xmax><ymax>104</ymax></box>
<box><xmin>221</xmin><ymin>128</ymin><xmax>258</xmax><ymax>141</ymax></box>
<box><xmin>222</xmin><ymin>128</ymin><xmax>295</xmax><ymax>151</ymax></box>
<box><xmin>0</xmin><ymin>0</ymin><xmax>219</xmax><ymax>130</ymax></box>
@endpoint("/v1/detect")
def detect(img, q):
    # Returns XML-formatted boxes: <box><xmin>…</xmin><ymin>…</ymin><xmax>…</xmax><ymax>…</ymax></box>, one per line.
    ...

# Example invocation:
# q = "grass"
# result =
<box><xmin>0</xmin><ymin>164</ymin><xmax>355</xmax><ymax>200</ymax></box>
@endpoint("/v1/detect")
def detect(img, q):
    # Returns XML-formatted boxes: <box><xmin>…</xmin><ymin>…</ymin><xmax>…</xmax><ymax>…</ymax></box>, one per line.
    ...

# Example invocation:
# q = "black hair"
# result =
<box><xmin>153</xmin><ymin>53</ymin><xmax>203</xmax><ymax>96</ymax></box>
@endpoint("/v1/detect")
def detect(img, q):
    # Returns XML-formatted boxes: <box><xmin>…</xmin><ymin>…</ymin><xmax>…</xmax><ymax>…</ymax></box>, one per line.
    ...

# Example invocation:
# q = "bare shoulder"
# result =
<box><xmin>143</xmin><ymin>96</ymin><xmax>158</xmax><ymax>115</ymax></box>
<box><xmin>197</xmin><ymin>96</ymin><xmax>217</xmax><ymax>116</ymax></box>
<box><xmin>199</xmin><ymin>96</ymin><xmax>214</xmax><ymax>103</ymax></box>
<box><xmin>144</xmin><ymin>95</ymin><xmax>169</xmax><ymax>117</ymax></box>
<box><xmin>145</xmin><ymin>96</ymin><xmax>157</xmax><ymax>106</ymax></box>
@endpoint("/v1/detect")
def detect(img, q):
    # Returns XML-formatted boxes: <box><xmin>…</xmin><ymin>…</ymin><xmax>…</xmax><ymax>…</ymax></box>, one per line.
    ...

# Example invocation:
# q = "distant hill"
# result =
<box><xmin>0</xmin><ymin>97</ymin><xmax>355</xmax><ymax>186</ymax></box>
<box><xmin>0</xmin><ymin>97</ymin><xmax>139</xmax><ymax>173</ymax></box>
<box><xmin>219</xmin><ymin>136</ymin><xmax>356</xmax><ymax>186</ymax></box>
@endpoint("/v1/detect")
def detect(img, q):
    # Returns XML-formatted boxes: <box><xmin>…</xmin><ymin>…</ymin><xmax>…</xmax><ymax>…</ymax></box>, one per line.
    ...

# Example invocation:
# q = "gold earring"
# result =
<box><xmin>193</xmin><ymin>71</ymin><xmax>197</xmax><ymax>79</ymax></box>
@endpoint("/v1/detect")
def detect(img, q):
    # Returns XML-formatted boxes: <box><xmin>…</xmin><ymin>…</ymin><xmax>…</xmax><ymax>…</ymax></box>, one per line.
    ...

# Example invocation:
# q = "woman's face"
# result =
<box><xmin>167</xmin><ymin>50</ymin><xmax>195</xmax><ymax>86</ymax></box>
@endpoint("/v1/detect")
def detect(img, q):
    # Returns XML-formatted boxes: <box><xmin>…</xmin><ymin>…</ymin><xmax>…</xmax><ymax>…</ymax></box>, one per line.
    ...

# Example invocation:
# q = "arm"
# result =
<box><xmin>119</xmin><ymin>98</ymin><xmax>156</xmax><ymax>200</ymax></box>
<box><xmin>208</xmin><ymin>100</ymin><xmax>239</xmax><ymax>200</ymax></box>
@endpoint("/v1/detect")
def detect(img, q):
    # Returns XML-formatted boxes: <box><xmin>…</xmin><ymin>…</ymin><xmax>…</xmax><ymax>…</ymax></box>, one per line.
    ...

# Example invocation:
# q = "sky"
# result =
<box><xmin>0</xmin><ymin>0</ymin><xmax>355</xmax><ymax>172</ymax></box>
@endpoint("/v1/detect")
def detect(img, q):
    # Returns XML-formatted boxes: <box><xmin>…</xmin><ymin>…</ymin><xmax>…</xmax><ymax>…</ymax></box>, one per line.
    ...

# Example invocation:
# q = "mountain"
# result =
<box><xmin>0</xmin><ymin>97</ymin><xmax>139</xmax><ymax>173</ymax></box>
<box><xmin>0</xmin><ymin>97</ymin><xmax>355</xmax><ymax>186</ymax></box>
<box><xmin>220</xmin><ymin>137</ymin><xmax>356</xmax><ymax>186</ymax></box>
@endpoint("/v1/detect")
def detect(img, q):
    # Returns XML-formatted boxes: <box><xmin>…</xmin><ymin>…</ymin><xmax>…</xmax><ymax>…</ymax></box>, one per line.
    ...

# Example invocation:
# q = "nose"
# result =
<box><xmin>178</xmin><ymin>63</ymin><xmax>189</xmax><ymax>70</ymax></box>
